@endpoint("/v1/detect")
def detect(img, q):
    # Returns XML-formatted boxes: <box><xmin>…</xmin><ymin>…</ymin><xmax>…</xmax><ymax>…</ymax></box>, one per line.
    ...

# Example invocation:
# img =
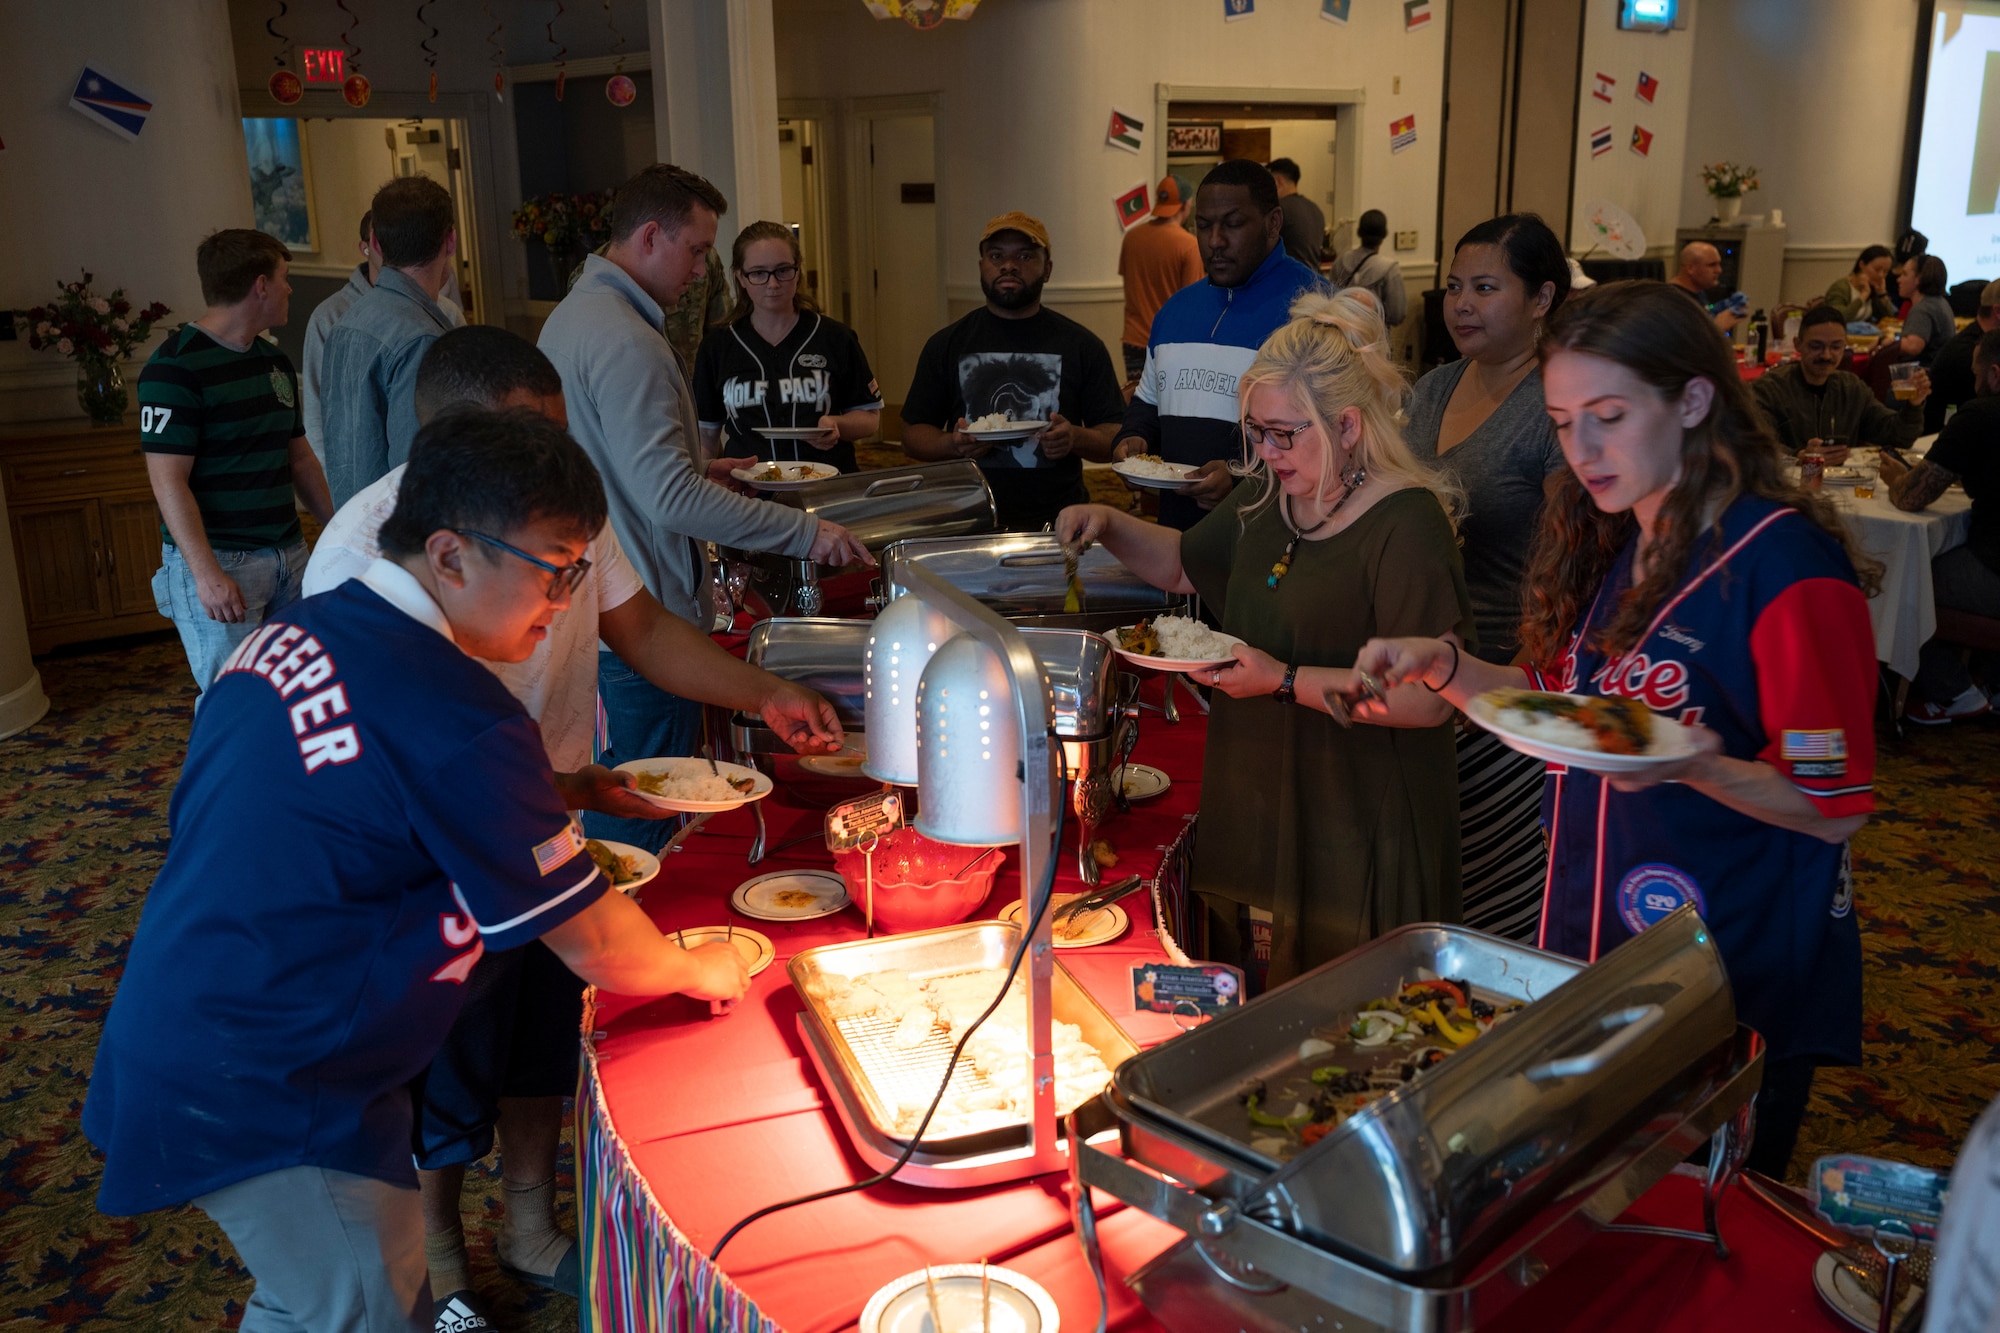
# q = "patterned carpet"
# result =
<box><xmin>3</xmin><ymin>632</ymin><xmax>1995</xmax><ymax>1330</ymax></box>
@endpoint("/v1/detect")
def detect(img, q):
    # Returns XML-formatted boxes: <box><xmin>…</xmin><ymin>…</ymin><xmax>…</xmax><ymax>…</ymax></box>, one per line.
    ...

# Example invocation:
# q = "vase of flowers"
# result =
<box><xmin>20</xmin><ymin>272</ymin><xmax>170</xmax><ymax>426</ymax></box>
<box><xmin>512</xmin><ymin>190</ymin><xmax>618</xmax><ymax>285</ymax></box>
<box><xmin>1699</xmin><ymin>162</ymin><xmax>1760</xmax><ymax>223</ymax></box>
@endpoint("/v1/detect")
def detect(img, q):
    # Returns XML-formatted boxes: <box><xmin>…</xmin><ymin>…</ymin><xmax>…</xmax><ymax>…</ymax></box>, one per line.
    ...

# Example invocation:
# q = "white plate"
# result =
<box><xmin>963</xmin><ymin>419</ymin><xmax>1049</xmax><ymax>441</ymax></box>
<box><xmin>731</xmin><ymin>461</ymin><xmax>840</xmax><ymax>490</ymax></box>
<box><xmin>1463</xmin><ymin>691</ymin><xmax>1698</xmax><ymax>775</ymax></box>
<box><xmin>614</xmin><ymin>757</ymin><xmax>774</xmax><ymax>812</ymax></box>
<box><xmin>797</xmin><ymin>752</ymin><xmax>873</xmax><ymax>779</ymax></box>
<box><xmin>1823</xmin><ymin>466</ymin><xmax>1869</xmax><ymax>482</ymax></box>
<box><xmin>999</xmin><ymin>895</ymin><xmax>1129</xmax><ymax>948</ymax></box>
<box><xmin>1111</xmin><ymin>458</ymin><xmax>1198</xmax><ymax>489</ymax></box>
<box><xmin>860</xmin><ymin>1263</ymin><xmax>1058</xmax><ymax>1333</ymax></box>
<box><xmin>587</xmin><ymin>839</ymin><xmax>660</xmax><ymax>894</ymax></box>
<box><xmin>667</xmin><ymin>924</ymin><xmax>776</xmax><ymax>976</ymax></box>
<box><xmin>1812</xmin><ymin>1250</ymin><xmax>1922</xmax><ymax>1332</ymax></box>
<box><xmin>731</xmin><ymin>869</ymin><xmax>851</xmax><ymax>922</ymax></box>
<box><xmin>1118</xmin><ymin>763</ymin><xmax>1170</xmax><ymax>801</ymax></box>
<box><xmin>752</xmin><ymin>426</ymin><xmax>833</xmax><ymax>440</ymax></box>
<box><xmin>1108</xmin><ymin>624</ymin><xmax>1245</xmax><ymax>674</ymax></box>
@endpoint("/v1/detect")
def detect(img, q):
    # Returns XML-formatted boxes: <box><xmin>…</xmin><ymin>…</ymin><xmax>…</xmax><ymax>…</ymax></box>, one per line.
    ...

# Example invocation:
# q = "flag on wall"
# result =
<box><xmin>1589</xmin><ymin>124</ymin><xmax>1614</xmax><ymax>157</ymax></box>
<box><xmin>1116</xmin><ymin>182</ymin><xmax>1152</xmax><ymax>229</ymax></box>
<box><xmin>1320</xmin><ymin>0</ymin><xmax>1351</xmax><ymax>22</ymax></box>
<box><xmin>1390</xmin><ymin>115</ymin><xmax>1417</xmax><ymax>153</ymax></box>
<box><xmin>1108</xmin><ymin>108</ymin><xmax>1145</xmax><ymax>153</ymax></box>
<box><xmin>1404</xmin><ymin>0</ymin><xmax>1433</xmax><ymax>30</ymax></box>
<box><xmin>1636</xmin><ymin>71</ymin><xmax>1660</xmax><ymax>103</ymax></box>
<box><xmin>1630</xmin><ymin>125</ymin><xmax>1654</xmax><ymax>156</ymax></box>
<box><xmin>1224</xmin><ymin>0</ymin><xmax>1254</xmax><ymax>19</ymax></box>
<box><xmin>1591</xmin><ymin>72</ymin><xmax>1616</xmax><ymax>103</ymax></box>
<box><xmin>69</xmin><ymin>66</ymin><xmax>153</xmax><ymax>141</ymax></box>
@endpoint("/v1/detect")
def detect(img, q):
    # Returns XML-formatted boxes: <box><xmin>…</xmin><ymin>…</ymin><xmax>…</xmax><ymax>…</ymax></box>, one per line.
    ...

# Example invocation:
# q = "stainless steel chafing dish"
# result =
<box><xmin>1071</xmin><ymin>907</ymin><xmax>1763</xmax><ymax>1332</ymax></box>
<box><xmin>725</xmin><ymin>461</ymin><xmax>995</xmax><ymax>617</ymax></box>
<box><xmin>729</xmin><ymin>618</ymin><xmax>1131</xmax><ymax>875</ymax></box>
<box><xmin>789</xmin><ymin>921</ymin><xmax>1140</xmax><ymax>1171</ymax></box>
<box><xmin>874</xmin><ymin>532</ymin><xmax>1182</xmax><ymax>634</ymax></box>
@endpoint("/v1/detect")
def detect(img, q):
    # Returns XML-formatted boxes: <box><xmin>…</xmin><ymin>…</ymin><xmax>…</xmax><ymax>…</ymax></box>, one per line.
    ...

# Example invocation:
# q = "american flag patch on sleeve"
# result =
<box><xmin>531</xmin><ymin>821</ymin><xmax>585</xmax><ymax>876</ymax></box>
<box><xmin>1781</xmin><ymin>729</ymin><xmax>1847</xmax><ymax>760</ymax></box>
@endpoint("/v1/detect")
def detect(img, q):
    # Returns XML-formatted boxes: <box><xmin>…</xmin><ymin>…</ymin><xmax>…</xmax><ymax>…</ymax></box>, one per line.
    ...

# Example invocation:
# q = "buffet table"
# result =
<box><xmin>577</xmin><ymin>685</ymin><xmax>1854</xmax><ymax>1333</ymax></box>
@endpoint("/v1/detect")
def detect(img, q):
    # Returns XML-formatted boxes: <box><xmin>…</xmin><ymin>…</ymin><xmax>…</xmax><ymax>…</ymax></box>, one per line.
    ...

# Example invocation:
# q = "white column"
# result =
<box><xmin>643</xmin><ymin>0</ymin><xmax>784</xmax><ymax>240</ymax></box>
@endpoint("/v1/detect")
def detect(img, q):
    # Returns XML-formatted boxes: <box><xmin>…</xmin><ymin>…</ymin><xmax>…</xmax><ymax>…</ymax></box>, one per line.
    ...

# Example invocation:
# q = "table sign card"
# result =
<box><xmin>1132</xmin><ymin>962</ymin><xmax>1245</xmax><ymax>1017</ymax></box>
<box><xmin>824</xmin><ymin>790</ymin><xmax>905</xmax><ymax>853</ymax></box>
<box><xmin>1813</xmin><ymin>1154</ymin><xmax>1949</xmax><ymax>1242</ymax></box>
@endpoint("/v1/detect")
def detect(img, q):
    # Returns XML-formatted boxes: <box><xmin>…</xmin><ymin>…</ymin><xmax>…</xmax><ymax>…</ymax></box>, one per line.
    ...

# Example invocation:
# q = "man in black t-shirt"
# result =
<box><xmin>901</xmin><ymin>211</ymin><xmax>1126</xmax><ymax>531</ymax></box>
<box><xmin>1924</xmin><ymin>280</ymin><xmax>2000</xmax><ymax>433</ymax></box>
<box><xmin>1880</xmin><ymin>327</ymin><xmax>2000</xmax><ymax>724</ymax></box>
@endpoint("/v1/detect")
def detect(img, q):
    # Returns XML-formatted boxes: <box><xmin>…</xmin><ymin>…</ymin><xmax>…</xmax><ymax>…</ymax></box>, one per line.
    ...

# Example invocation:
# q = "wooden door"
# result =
<box><xmin>866</xmin><ymin>113</ymin><xmax>939</xmax><ymax>420</ymax></box>
<box><xmin>102</xmin><ymin>495</ymin><xmax>166</xmax><ymax>618</ymax></box>
<box><xmin>13</xmin><ymin>499</ymin><xmax>108</xmax><ymax>626</ymax></box>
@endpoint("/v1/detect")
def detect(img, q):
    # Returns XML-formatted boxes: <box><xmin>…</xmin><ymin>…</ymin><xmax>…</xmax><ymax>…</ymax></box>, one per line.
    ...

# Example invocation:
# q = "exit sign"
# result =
<box><xmin>301</xmin><ymin>48</ymin><xmax>345</xmax><ymax>83</ymax></box>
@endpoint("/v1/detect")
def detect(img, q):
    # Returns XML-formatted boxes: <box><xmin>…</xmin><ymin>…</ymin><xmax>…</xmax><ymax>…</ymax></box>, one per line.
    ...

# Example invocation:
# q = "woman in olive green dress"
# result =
<box><xmin>1059</xmin><ymin>290</ymin><xmax>1473</xmax><ymax>985</ymax></box>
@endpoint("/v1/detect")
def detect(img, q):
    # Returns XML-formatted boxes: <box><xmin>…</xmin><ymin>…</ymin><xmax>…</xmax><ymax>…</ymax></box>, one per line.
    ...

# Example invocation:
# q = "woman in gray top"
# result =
<box><xmin>1898</xmin><ymin>255</ymin><xmax>1958</xmax><ymax>368</ymax></box>
<box><xmin>1400</xmin><ymin>214</ymin><xmax>1569</xmax><ymax>941</ymax></box>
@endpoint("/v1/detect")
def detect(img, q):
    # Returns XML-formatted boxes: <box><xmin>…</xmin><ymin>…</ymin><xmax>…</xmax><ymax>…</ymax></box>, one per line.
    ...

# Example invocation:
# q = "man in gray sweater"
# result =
<box><xmin>1750</xmin><ymin>304</ymin><xmax>1928</xmax><ymax>463</ymax></box>
<box><xmin>539</xmin><ymin>163</ymin><xmax>871</xmax><ymax>852</ymax></box>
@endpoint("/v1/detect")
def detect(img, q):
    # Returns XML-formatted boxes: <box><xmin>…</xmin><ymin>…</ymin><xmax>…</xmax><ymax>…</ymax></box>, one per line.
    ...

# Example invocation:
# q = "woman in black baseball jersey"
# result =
<box><xmin>694</xmin><ymin>221</ymin><xmax>882</xmax><ymax>474</ymax></box>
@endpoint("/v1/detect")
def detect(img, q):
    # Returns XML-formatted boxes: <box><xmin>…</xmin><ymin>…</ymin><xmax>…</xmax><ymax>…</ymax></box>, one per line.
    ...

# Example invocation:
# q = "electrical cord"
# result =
<box><xmin>708</xmin><ymin>740</ymin><xmax>1071</xmax><ymax>1262</ymax></box>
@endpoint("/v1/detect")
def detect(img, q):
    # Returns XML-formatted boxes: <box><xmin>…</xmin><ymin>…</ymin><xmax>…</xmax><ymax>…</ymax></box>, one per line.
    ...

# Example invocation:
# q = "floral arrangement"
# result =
<box><xmin>21</xmin><ymin>272</ymin><xmax>170</xmax><ymax>365</ymax></box>
<box><xmin>1699</xmin><ymin>162</ymin><xmax>1760</xmax><ymax>199</ymax></box>
<box><xmin>511</xmin><ymin>190</ymin><xmax>616</xmax><ymax>255</ymax></box>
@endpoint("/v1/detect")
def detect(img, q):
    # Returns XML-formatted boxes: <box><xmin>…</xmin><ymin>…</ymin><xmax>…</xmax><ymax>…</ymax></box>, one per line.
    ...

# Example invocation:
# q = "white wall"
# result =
<box><xmin>294</xmin><ymin>119</ymin><xmax>395</xmax><ymax>278</ymax></box>
<box><xmin>1681</xmin><ymin>0</ymin><xmax>1922</xmax><ymax>304</ymax></box>
<box><xmin>0</xmin><ymin>0</ymin><xmax>255</xmax><ymax>423</ymax></box>
<box><xmin>774</xmin><ymin>0</ymin><xmax>1447</xmax><ymax>355</ymax></box>
<box><xmin>1566</xmin><ymin>0</ymin><xmax>1702</xmax><ymax>261</ymax></box>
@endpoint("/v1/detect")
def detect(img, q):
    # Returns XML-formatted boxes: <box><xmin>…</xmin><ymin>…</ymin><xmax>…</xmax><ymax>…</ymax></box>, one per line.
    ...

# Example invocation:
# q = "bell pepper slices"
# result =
<box><xmin>1402</xmin><ymin>978</ymin><xmax>1467</xmax><ymax>1010</ymax></box>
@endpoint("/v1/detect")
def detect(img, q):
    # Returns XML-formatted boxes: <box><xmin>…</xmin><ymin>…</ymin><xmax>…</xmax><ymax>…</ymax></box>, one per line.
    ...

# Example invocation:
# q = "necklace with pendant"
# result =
<box><xmin>1268</xmin><ymin>465</ymin><xmax>1367</xmax><ymax>588</ymax></box>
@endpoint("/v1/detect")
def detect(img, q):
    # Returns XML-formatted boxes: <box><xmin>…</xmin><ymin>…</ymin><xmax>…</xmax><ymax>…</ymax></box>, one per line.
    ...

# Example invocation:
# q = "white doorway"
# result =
<box><xmin>776</xmin><ymin>117</ymin><xmax>837</xmax><ymax>311</ymax></box>
<box><xmin>857</xmin><ymin>104</ymin><xmax>940</xmax><ymax>431</ymax></box>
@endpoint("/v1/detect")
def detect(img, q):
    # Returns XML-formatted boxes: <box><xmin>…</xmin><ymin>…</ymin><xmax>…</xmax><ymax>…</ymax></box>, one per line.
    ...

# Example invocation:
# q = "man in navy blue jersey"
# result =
<box><xmin>85</xmin><ymin>411</ymin><xmax>750</xmax><ymax>1333</ymax></box>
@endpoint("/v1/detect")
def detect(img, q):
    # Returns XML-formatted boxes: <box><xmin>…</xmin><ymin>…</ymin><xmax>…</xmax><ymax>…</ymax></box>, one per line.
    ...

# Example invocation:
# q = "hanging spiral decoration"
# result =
<box><xmin>547</xmin><ymin>0</ymin><xmax>568</xmax><ymax>100</ymax></box>
<box><xmin>483</xmin><ymin>1</ymin><xmax>506</xmax><ymax>95</ymax></box>
<box><xmin>417</xmin><ymin>0</ymin><xmax>439</xmax><ymax>101</ymax></box>
<box><xmin>337</xmin><ymin>0</ymin><xmax>362</xmax><ymax>68</ymax></box>
<box><xmin>265</xmin><ymin>0</ymin><xmax>292</xmax><ymax>68</ymax></box>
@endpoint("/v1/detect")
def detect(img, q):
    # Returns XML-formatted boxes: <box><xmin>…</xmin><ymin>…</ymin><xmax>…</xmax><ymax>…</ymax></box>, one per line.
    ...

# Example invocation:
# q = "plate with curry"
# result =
<box><xmin>731</xmin><ymin>869</ymin><xmax>852</xmax><ymax>922</ymax></box>
<box><xmin>585</xmin><ymin>838</ymin><xmax>661</xmax><ymax>894</ymax></box>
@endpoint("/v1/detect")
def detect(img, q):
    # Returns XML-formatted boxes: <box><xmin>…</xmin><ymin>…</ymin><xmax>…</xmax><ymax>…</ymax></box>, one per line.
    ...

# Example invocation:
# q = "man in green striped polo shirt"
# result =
<box><xmin>141</xmin><ymin>228</ymin><xmax>333</xmax><ymax>697</ymax></box>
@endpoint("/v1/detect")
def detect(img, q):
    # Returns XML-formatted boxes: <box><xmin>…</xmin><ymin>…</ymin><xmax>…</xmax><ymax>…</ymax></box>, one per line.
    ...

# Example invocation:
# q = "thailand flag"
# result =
<box><xmin>70</xmin><ymin>66</ymin><xmax>153</xmax><ymax>142</ymax></box>
<box><xmin>1637</xmin><ymin>71</ymin><xmax>1660</xmax><ymax>103</ymax></box>
<box><xmin>1590</xmin><ymin>125</ymin><xmax>1614</xmax><ymax>157</ymax></box>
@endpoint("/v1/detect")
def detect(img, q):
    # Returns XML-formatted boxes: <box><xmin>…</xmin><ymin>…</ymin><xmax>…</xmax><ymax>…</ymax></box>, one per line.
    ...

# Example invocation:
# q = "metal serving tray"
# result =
<box><xmin>789</xmin><ymin>920</ymin><xmax>1140</xmax><ymax>1158</ymax></box>
<box><xmin>877</xmin><ymin>532</ymin><xmax>1180</xmax><ymax>632</ymax></box>
<box><xmin>1109</xmin><ymin>907</ymin><xmax>1736</xmax><ymax>1283</ymax></box>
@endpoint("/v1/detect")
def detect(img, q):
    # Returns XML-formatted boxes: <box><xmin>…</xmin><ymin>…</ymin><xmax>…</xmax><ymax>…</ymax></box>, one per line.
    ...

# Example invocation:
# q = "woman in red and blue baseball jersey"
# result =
<box><xmin>1358</xmin><ymin>281</ymin><xmax>1880</xmax><ymax>1178</ymax></box>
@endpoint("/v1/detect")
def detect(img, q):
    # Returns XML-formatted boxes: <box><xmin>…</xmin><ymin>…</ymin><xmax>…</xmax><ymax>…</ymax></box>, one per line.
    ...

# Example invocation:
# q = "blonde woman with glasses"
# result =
<box><xmin>1057</xmin><ymin>289</ymin><xmax>1473</xmax><ymax>987</ymax></box>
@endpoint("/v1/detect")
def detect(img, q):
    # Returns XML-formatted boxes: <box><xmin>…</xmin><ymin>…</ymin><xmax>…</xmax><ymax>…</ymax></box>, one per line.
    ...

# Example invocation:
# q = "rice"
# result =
<box><xmin>1492</xmin><ymin>708</ymin><xmax>1602</xmax><ymax>752</ymax></box>
<box><xmin>630</xmin><ymin>768</ymin><xmax>748</xmax><ymax>802</ymax></box>
<box><xmin>1118</xmin><ymin>454</ymin><xmax>1192</xmax><ymax>479</ymax></box>
<box><xmin>969</xmin><ymin>412</ymin><xmax>1015</xmax><ymax>430</ymax></box>
<box><xmin>1147</xmin><ymin>615</ymin><xmax>1237</xmax><ymax>661</ymax></box>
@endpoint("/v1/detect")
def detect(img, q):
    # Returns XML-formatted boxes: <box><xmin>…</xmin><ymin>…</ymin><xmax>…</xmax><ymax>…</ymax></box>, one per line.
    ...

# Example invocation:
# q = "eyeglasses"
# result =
<box><xmin>740</xmin><ymin>264</ymin><xmax>799</xmax><ymax>286</ymax></box>
<box><xmin>452</xmin><ymin>529</ymin><xmax>591</xmax><ymax>601</ymax></box>
<box><xmin>1242</xmin><ymin>420</ymin><xmax>1318</xmax><ymax>450</ymax></box>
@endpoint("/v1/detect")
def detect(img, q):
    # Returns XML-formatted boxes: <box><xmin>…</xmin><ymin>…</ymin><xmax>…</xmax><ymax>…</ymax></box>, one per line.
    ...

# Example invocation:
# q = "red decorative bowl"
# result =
<box><xmin>831</xmin><ymin>827</ymin><xmax>1005</xmax><ymax>934</ymax></box>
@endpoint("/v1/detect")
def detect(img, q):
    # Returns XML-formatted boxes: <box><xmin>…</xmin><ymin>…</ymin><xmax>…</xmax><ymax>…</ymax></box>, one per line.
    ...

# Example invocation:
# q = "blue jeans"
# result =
<box><xmin>588</xmin><ymin>649</ymin><xmax>704</xmax><ymax>854</ymax></box>
<box><xmin>152</xmin><ymin>541</ymin><xmax>308</xmax><ymax>696</ymax></box>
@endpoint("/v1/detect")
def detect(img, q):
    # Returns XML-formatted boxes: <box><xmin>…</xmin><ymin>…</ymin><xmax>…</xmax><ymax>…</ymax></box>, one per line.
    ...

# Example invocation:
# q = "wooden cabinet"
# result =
<box><xmin>1</xmin><ymin>420</ymin><xmax>169</xmax><ymax>653</ymax></box>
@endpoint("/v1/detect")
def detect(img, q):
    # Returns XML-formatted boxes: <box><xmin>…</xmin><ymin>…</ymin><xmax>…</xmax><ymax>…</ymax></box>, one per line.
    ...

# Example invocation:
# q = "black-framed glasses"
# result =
<box><xmin>452</xmin><ymin>529</ymin><xmax>591</xmax><ymax>601</ymax></box>
<box><xmin>1242</xmin><ymin>419</ymin><xmax>1317</xmax><ymax>451</ymax></box>
<box><xmin>740</xmin><ymin>264</ymin><xmax>799</xmax><ymax>286</ymax></box>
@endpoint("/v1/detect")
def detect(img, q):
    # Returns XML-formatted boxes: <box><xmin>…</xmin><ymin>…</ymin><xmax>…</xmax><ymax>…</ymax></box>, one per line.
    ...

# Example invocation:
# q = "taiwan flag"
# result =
<box><xmin>1631</xmin><ymin>125</ymin><xmax>1655</xmax><ymax>157</ymax></box>
<box><xmin>1636</xmin><ymin>71</ymin><xmax>1660</xmax><ymax>103</ymax></box>
<box><xmin>69</xmin><ymin>67</ymin><xmax>153</xmax><ymax>142</ymax></box>
<box><xmin>1115</xmin><ymin>182</ymin><xmax>1151</xmax><ymax>230</ymax></box>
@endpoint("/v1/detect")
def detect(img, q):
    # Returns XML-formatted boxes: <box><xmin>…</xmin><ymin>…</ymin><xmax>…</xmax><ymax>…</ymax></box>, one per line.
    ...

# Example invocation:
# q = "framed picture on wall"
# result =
<box><xmin>1166</xmin><ymin>122</ymin><xmax>1223</xmax><ymax>157</ymax></box>
<box><xmin>242</xmin><ymin>118</ymin><xmax>318</xmax><ymax>252</ymax></box>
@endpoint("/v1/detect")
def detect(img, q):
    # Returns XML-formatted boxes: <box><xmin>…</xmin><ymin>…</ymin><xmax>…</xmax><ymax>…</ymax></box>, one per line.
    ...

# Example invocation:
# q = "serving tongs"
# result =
<box><xmin>1054</xmin><ymin>873</ymin><xmax>1146</xmax><ymax>929</ymax></box>
<box><xmin>1060</xmin><ymin>535</ymin><xmax>1089</xmax><ymax>614</ymax></box>
<box><xmin>1324</xmin><ymin>669</ymin><xmax>1387</xmax><ymax>729</ymax></box>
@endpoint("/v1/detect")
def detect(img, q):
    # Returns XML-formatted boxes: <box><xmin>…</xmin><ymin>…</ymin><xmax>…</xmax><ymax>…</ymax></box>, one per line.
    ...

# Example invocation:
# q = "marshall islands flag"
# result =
<box><xmin>70</xmin><ymin>67</ymin><xmax>154</xmax><ymax>141</ymax></box>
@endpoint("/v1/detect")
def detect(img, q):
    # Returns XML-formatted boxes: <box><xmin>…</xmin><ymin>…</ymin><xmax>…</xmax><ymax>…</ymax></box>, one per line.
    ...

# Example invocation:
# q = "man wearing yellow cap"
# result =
<box><xmin>901</xmin><ymin>212</ymin><xmax>1127</xmax><ymax>530</ymax></box>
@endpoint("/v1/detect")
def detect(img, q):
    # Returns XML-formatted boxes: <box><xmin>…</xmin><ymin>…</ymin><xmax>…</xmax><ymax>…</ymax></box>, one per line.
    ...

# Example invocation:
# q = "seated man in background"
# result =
<box><xmin>1750</xmin><ymin>304</ymin><xmax>1928</xmax><ymax>462</ymax></box>
<box><xmin>1327</xmin><ymin>208</ymin><xmax>1408</xmax><ymax>329</ymax></box>
<box><xmin>304</xmin><ymin>325</ymin><xmax>841</xmax><ymax>1329</ymax></box>
<box><xmin>85</xmin><ymin>410</ymin><xmax>753</xmax><ymax>1333</ymax></box>
<box><xmin>900</xmin><ymin>211</ymin><xmax>1126</xmax><ymax>531</ymax></box>
<box><xmin>1924</xmin><ymin>279</ymin><xmax>2000</xmax><ymax>433</ymax></box>
<box><xmin>1878</xmin><ymin>328</ymin><xmax>2000</xmax><ymax>726</ymax></box>
<box><xmin>1668</xmin><ymin>241</ymin><xmax>1745</xmax><ymax>334</ymax></box>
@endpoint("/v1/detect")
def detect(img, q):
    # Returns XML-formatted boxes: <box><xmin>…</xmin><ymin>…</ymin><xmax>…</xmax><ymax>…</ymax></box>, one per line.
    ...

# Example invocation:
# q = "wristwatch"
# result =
<box><xmin>1273</xmin><ymin>663</ymin><xmax>1300</xmax><ymax>706</ymax></box>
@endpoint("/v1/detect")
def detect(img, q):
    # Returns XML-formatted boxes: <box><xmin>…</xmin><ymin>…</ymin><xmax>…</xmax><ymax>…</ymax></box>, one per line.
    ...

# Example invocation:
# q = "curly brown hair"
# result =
<box><xmin>1518</xmin><ymin>281</ymin><xmax>1881</xmax><ymax>667</ymax></box>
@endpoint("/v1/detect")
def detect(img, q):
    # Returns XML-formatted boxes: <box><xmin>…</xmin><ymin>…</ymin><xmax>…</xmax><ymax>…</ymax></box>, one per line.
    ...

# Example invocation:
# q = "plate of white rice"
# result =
<box><xmin>1111</xmin><ymin>455</ymin><xmax>1199</xmax><ymax>489</ymax></box>
<box><xmin>614</xmin><ymin>757</ymin><xmax>775</xmax><ymax>812</ymax></box>
<box><xmin>1464</xmin><ymin>689</ymin><xmax>1698</xmax><ymax>774</ymax></box>
<box><xmin>1109</xmin><ymin>616</ymin><xmax>1245</xmax><ymax>672</ymax></box>
<box><xmin>963</xmin><ymin>413</ymin><xmax>1048</xmax><ymax>440</ymax></box>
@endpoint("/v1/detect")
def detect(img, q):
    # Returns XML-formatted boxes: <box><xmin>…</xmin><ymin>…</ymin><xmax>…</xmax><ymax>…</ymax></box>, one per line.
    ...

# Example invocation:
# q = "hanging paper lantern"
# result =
<box><xmin>605</xmin><ymin>73</ymin><xmax>636</xmax><ymax>107</ymax></box>
<box><xmin>555</xmin><ymin>70</ymin><xmax>567</xmax><ymax>101</ymax></box>
<box><xmin>343</xmin><ymin>73</ymin><xmax>372</xmax><ymax>107</ymax></box>
<box><xmin>268</xmin><ymin>69</ymin><xmax>304</xmax><ymax>104</ymax></box>
<box><xmin>428</xmin><ymin>70</ymin><xmax>438</xmax><ymax>102</ymax></box>
<box><xmin>494</xmin><ymin>70</ymin><xmax>505</xmax><ymax>95</ymax></box>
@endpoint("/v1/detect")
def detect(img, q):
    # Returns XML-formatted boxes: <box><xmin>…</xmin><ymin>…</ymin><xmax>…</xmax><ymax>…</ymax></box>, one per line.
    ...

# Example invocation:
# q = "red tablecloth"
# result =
<box><xmin>584</xmin><ymin>679</ymin><xmax>1849</xmax><ymax>1332</ymax></box>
